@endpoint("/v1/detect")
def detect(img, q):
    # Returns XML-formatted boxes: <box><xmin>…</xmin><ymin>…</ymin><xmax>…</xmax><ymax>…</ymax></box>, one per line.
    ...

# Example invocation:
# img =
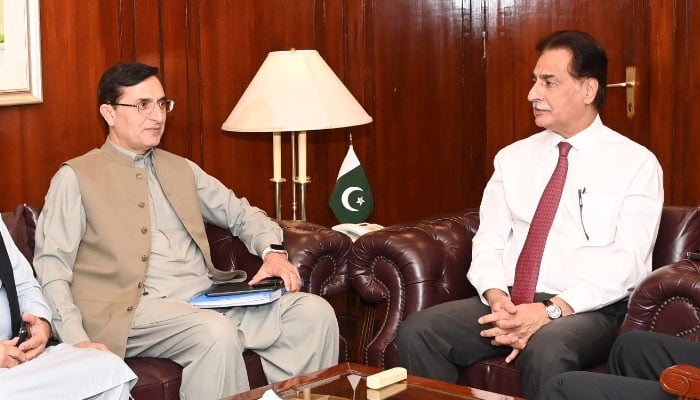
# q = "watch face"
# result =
<box><xmin>546</xmin><ymin>304</ymin><xmax>562</xmax><ymax>319</ymax></box>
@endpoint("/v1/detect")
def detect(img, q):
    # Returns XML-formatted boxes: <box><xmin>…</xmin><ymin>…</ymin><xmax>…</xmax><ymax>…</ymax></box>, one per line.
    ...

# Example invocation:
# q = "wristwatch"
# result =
<box><xmin>541</xmin><ymin>299</ymin><xmax>562</xmax><ymax>320</ymax></box>
<box><xmin>262</xmin><ymin>244</ymin><xmax>288</xmax><ymax>260</ymax></box>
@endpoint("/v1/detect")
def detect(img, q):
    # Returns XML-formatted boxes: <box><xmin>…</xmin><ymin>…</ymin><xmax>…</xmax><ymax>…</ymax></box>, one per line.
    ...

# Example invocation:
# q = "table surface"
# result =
<box><xmin>221</xmin><ymin>362</ymin><xmax>523</xmax><ymax>400</ymax></box>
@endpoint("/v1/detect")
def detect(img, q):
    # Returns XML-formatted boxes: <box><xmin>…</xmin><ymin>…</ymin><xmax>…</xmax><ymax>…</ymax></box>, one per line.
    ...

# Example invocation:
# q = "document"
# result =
<box><xmin>190</xmin><ymin>283</ymin><xmax>286</xmax><ymax>308</ymax></box>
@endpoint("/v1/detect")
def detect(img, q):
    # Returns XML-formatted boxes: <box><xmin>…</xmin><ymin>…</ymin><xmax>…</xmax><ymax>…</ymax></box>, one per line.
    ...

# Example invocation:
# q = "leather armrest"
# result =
<box><xmin>278</xmin><ymin>219</ymin><xmax>352</xmax><ymax>297</ymax></box>
<box><xmin>348</xmin><ymin>209</ymin><xmax>480</xmax><ymax>367</ymax></box>
<box><xmin>661</xmin><ymin>364</ymin><xmax>700</xmax><ymax>399</ymax></box>
<box><xmin>620</xmin><ymin>259</ymin><xmax>700</xmax><ymax>339</ymax></box>
<box><xmin>205</xmin><ymin>220</ymin><xmax>352</xmax><ymax>298</ymax></box>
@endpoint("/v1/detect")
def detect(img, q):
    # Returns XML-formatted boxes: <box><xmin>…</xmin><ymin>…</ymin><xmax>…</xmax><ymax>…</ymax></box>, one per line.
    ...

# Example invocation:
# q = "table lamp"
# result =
<box><xmin>221</xmin><ymin>49</ymin><xmax>372</xmax><ymax>220</ymax></box>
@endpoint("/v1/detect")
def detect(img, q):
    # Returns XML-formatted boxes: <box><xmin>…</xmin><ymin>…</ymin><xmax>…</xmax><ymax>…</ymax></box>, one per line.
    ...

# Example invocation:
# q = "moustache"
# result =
<box><xmin>532</xmin><ymin>102</ymin><xmax>552</xmax><ymax>111</ymax></box>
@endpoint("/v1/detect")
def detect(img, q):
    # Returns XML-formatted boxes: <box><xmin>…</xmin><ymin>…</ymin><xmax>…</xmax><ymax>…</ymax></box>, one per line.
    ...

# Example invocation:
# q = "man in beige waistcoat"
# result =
<box><xmin>33</xmin><ymin>62</ymin><xmax>339</xmax><ymax>400</ymax></box>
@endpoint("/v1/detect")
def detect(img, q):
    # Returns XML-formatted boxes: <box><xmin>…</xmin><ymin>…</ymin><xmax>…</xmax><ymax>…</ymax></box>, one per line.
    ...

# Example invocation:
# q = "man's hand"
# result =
<box><xmin>477</xmin><ymin>290</ymin><xmax>553</xmax><ymax>363</ymax></box>
<box><xmin>74</xmin><ymin>341</ymin><xmax>111</xmax><ymax>351</ymax></box>
<box><xmin>17</xmin><ymin>313</ymin><xmax>51</xmax><ymax>361</ymax></box>
<box><xmin>0</xmin><ymin>338</ymin><xmax>27</xmax><ymax>368</ymax></box>
<box><xmin>478</xmin><ymin>290</ymin><xmax>520</xmax><ymax>347</ymax></box>
<box><xmin>249</xmin><ymin>252</ymin><xmax>303</xmax><ymax>292</ymax></box>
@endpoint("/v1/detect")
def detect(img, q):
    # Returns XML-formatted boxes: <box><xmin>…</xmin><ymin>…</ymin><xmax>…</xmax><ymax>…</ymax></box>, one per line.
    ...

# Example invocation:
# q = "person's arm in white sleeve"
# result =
<box><xmin>468</xmin><ymin>150</ymin><xmax>513</xmax><ymax>304</ymax></box>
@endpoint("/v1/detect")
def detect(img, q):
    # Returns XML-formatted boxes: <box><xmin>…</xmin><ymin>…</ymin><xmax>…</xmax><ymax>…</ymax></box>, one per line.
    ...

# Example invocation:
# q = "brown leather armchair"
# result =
<box><xmin>348</xmin><ymin>206</ymin><xmax>700</xmax><ymax>397</ymax></box>
<box><xmin>622</xmin><ymin>251</ymin><xmax>700</xmax><ymax>400</ymax></box>
<box><xmin>2</xmin><ymin>203</ymin><xmax>352</xmax><ymax>400</ymax></box>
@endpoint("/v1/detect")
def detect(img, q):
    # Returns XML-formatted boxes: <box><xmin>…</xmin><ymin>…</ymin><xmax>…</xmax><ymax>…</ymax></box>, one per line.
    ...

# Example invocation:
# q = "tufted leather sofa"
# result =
<box><xmin>348</xmin><ymin>206</ymin><xmax>700</xmax><ymax>398</ymax></box>
<box><xmin>2</xmin><ymin>203</ymin><xmax>352</xmax><ymax>400</ymax></box>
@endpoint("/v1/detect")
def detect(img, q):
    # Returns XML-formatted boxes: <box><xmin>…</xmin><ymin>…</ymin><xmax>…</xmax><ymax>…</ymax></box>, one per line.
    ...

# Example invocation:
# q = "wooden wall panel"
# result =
<box><xmin>160</xmin><ymin>0</ymin><xmax>194</xmax><ymax>158</ymax></box>
<box><xmin>648</xmin><ymin>0</ymin><xmax>680</xmax><ymax>205</ymax></box>
<box><xmin>0</xmin><ymin>1</ymin><xmax>123</xmax><ymax>210</ymax></box>
<box><xmin>1</xmin><ymin>0</ymin><xmax>699</xmax><ymax>228</ymax></box>
<box><xmin>684</xmin><ymin>1</ymin><xmax>700</xmax><ymax>204</ymax></box>
<box><xmin>368</xmin><ymin>0</ymin><xmax>485</xmax><ymax>223</ymax></box>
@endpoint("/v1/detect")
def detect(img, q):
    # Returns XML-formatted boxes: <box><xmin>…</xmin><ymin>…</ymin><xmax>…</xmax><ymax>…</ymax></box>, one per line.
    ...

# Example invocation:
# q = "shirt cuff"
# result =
<box><xmin>261</xmin><ymin>245</ymin><xmax>288</xmax><ymax>260</ymax></box>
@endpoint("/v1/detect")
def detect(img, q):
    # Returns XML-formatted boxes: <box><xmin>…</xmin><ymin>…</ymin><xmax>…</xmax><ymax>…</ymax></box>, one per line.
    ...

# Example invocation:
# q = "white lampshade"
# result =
<box><xmin>221</xmin><ymin>49</ymin><xmax>372</xmax><ymax>132</ymax></box>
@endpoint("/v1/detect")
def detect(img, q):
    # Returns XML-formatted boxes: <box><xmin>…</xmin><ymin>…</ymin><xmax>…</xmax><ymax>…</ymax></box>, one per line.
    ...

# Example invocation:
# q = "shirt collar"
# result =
<box><xmin>545</xmin><ymin>114</ymin><xmax>602</xmax><ymax>155</ymax></box>
<box><xmin>106</xmin><ymin>138</ymin><xmax>155</xmax><ymax>164</ymax></box>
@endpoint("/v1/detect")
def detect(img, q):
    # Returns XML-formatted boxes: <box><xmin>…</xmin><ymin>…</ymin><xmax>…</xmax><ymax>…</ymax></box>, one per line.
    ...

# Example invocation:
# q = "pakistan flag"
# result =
<box><xmin>329</xmin><ymin>145</ymin><xmax>374</xmax><ymax>223</ymax></box>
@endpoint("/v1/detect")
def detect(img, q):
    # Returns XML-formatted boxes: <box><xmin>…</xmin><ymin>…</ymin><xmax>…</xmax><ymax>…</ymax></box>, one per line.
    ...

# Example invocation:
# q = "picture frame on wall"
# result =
<box><xmin>0</xmin><ymin>0</ymin><xmax>42</xmax><ymax>106</ymax></box>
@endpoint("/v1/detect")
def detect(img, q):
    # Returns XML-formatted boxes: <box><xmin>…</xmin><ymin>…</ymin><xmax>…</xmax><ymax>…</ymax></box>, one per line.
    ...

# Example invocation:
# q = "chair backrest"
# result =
<box><xmin>653</xmin><ymin>206</ymin><xmax>700</xmax><ymax>269</ymax></box>
<box><xmin>1</xmin><ymin>204</ymin><xmax>40</xmax><ymax>265</ymax></box>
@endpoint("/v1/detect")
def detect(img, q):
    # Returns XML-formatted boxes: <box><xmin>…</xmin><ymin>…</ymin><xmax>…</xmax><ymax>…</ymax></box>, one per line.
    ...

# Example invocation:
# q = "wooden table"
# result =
<box><xmin>221</xmin><ymin>362</ymin><xmax>523</xmax><ymax>400</ymax></box>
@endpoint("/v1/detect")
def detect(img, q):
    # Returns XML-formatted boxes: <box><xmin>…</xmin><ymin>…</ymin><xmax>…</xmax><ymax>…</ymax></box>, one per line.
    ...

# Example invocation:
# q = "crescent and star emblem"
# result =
<box><xmin>341</xmin><ymin>186</ymin><xmax>364</xmax><ymax>212</ymax></box>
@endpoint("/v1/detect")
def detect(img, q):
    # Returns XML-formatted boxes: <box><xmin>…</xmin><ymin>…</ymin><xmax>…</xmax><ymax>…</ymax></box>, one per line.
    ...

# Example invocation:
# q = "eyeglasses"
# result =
<box><xmin>109</xmin><ymin>99</ymin><xmax>175</xmax><ymax>114</ymax></box>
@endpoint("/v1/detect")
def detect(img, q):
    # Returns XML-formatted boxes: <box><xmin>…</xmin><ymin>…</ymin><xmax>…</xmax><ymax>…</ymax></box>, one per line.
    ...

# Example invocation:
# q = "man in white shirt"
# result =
<box><xmin>396</xmin><ymin>30</ymin><xmax>664</xmax><ymax>399</ymax></box>
<box><xmin>0</xmin><ymin>218</ymin><xmax>137</xmax><ymax>399</ymax></box>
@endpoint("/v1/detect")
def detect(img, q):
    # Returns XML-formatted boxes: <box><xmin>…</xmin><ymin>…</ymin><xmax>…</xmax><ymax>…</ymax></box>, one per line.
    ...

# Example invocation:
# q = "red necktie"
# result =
<box><xmin>511</xmin><ymin>141</ymin><xmax>572</xmax><ymax>305</ymax></box>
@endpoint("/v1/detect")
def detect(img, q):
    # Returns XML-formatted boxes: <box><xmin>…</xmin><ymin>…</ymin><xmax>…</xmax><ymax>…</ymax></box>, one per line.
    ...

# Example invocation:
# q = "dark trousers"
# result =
<box><xmin>537</xmin><ymin>330</ymin><xmax>700</xmax><ymax>400</ymax></box>
<box><xmin>395</xmin><ymin>294</ymin><xmax>626</xmax><ymax>399</ymax></box>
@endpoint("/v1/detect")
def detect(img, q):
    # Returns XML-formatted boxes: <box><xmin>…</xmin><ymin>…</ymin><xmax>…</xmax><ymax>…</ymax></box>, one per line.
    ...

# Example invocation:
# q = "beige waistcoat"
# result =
<box><xmin>66</xmin><ymin>143</ymin><xmax>235</xmax><ymax>356</ymax></box>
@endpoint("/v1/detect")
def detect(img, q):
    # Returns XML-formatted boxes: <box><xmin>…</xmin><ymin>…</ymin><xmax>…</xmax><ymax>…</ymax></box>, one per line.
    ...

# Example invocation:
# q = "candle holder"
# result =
<box><xmin>270</xmin><ymin>178</ymin><xmax>286</xmax><ymax>220</ymax></box>
<box><xmin>293</xmin><ymin>177</ymin><xmax>310</xmax><ymax>221</ymax></box>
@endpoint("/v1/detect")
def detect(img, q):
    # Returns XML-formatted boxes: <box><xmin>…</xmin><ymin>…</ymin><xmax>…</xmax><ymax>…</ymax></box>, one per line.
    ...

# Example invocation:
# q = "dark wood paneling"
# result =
<box><xmin>1</xmin><ymin>0</ymin><xmax>698</xmax><ymax>228</ymax></box>
<box><xmin>648</xmin><ymin>1</ymin><xmax>679</xmax><ymax>205</ymax></box>
<box><xmin>160</xmin><ymin>0</ymin><xmax>194</xmax><ymax>158</ymax></box>
<box><xmin>0</xmin><ymin>1</ymin><xmax>122</xmax><ymax>210</ymax></box>
<box><xmin>684</xmin><ymin>0</ymin><xmax>700</xmax><ymax>204</ymax></box>
<box><xmin>368</xmin><ymin>0</ymin><xmax>485</xmax><ymax>223</ymax></box>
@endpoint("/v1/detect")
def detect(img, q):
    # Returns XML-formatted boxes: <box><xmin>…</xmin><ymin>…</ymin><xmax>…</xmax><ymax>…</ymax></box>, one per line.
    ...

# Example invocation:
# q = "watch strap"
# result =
<box><xmin>262</xmin><ymin>244</ymin><xmax>288</xmax><ymax>260</ymax></box>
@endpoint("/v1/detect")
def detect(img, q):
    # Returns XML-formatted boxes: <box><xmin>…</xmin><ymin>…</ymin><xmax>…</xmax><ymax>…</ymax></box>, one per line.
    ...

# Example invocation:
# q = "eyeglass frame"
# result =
<box><xmin>108</xmin><ymin>98</ymin><xmax>175</xmax><ymax>114</ymax></box>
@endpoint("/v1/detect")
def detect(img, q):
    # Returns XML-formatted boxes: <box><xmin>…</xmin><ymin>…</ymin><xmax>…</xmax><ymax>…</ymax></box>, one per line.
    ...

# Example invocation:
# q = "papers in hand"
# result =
<box><xmin>190</xmin><ymin>282</ymin><xmax>286</xmax><ymax>308</ymax></box>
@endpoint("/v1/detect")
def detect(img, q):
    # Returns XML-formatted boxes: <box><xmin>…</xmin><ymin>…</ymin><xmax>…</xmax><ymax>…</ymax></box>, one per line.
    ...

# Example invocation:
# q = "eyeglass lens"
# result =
<box><xmin>137</xmin><ymin>99</ymin><xmax>175</xmax><ymax>114</ymax></box>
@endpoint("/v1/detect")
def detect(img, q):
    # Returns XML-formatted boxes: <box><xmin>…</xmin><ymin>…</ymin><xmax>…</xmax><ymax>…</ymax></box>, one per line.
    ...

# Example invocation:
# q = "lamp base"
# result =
<box><xmin>270</xmin><ymin>178</ymin><xmax>286</xmax><ymax>220</ymax></box>
<box><xmin>293</xmin><ymin>177</ymin><xmax>310</xmax><ymax>221</ymax></box>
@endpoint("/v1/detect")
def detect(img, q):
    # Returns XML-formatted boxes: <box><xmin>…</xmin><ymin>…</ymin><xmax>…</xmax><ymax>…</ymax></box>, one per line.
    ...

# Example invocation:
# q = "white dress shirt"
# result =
<box><xmin>0</xmin><ymin>220</ymin><xmax>51</xmax><ymax>340</ymax></box>
<box><xmin>0</xmin><ymin>220</ymin><xmax>137</xmax><ymax>400</ymax></box>
<box><xmin>467</xmin><ymin>116</ymin><xmax>664</xmax><ymax>312</ymax></box>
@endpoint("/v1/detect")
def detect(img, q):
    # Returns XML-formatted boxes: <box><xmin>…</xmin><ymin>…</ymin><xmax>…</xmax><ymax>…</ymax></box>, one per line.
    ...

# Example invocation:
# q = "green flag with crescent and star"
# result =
<box><xmin>329</xmin><ymin>145</ymin><xmax>374</xmax><ymax>223</ymax></box>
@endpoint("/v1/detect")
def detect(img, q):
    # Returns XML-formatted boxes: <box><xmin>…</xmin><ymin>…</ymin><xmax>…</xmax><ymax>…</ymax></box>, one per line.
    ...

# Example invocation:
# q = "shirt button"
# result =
<box><xmin>138</xmin><ymin>202</ymin><xmax>145</xmax><ymax>208</ymax></box>
<box><xmin>141</xmin><ymin>255</ymin><xmax>148</xmax><ymax>261</ymax></box>
<box><xmin>137</xmin><ymin>282</ymin><xmax>143</xmax><ymax>288</ymax></box>
<box><xmin>136</xmin><ymin>172</ymin><xmax>143</xmax><ymax>180</ymax></box>
<box><xmin>126</xmin><ymin>306</ymin><xmax>134</xmax><ymax>311</ymax></box>
<box><xmin>141</xmin><ymin>227</ymin><xmax>148</xmax><ymax>234</ymax></box>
